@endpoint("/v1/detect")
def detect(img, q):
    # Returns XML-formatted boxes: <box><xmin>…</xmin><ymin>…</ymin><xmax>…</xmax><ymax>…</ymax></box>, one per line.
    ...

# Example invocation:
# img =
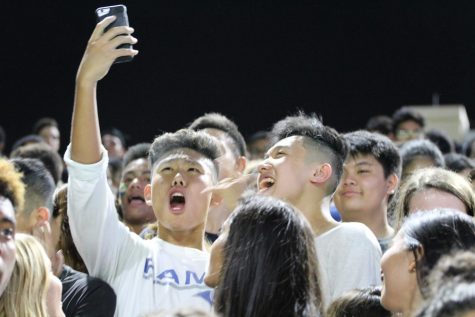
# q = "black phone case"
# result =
<box><xmin>95</xmin><ymin>5</ymin><xmax>133</xmax><ymax>64</ymax></box>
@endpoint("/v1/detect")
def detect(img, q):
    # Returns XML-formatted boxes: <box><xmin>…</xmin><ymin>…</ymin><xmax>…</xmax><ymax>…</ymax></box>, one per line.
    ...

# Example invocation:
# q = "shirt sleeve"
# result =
<box><xmin>64</xmin><ymin>145</ymin><xmax>147</xmax><ymax>281</ymax></box>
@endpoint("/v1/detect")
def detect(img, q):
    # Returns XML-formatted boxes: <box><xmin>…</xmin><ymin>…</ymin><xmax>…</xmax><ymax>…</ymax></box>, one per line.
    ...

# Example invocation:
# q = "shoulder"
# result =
<box><xmin>317</xmin><ymin>222</ymin><xmax>381</xmax><ymax>253</ymax></box>
<box><xmin>336</xmin><ymin>222</ymin><xmax>375</xmax><ymax>237</ymax></box>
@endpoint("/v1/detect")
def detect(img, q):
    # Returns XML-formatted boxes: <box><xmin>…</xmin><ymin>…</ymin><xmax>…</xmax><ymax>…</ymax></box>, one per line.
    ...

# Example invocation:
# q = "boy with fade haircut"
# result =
<box><xmin>12</xmin><ymin>158</ymin><xmax>117</xmax><ymax>316</ymax></box>
<box><xmin>188</xmin><ymin>113</ymin><xmax>247</xmax><ymax>243</ymax></box>
<box><xmin>0</xmin><ymin>158</ymin><xmax>24</xmax><ymax>297</ymax></box>
<box><xmin>66</xmin><ymin>17</ymin><xmax>221</xmax><ymax>316</ymax></box>
<box><xmin>256</xmin><ymin>113</ymin><xmax>382</xmax><ymax>307</ymax></box>
<box><xmin>10</xmin><ymin>158</ymin><xmax>56</xmax><ymax>235</ymax></box>
<box><xmin>333</xmin><ymin>130</ymin><xmax>401</xmax><ymax>253</ymax></box>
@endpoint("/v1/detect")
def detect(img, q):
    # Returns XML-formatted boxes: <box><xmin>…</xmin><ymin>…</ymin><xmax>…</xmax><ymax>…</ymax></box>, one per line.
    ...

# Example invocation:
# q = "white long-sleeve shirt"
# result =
<box><xmin>65</xmin><ymin>147</ymin><xmax>213</xmax><ymax>317</ymax></box>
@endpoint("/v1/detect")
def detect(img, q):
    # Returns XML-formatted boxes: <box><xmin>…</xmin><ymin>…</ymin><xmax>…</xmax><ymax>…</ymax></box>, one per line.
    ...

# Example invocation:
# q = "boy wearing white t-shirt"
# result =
<box><xmin>66</xmin><ymin>17</ymin><xmax>220</xmax><ymax>316</ymax></box>
<box><xmin>256</xmin><ymin>113</ymin><xmax>382</xmax><ymax>307</ymax></box>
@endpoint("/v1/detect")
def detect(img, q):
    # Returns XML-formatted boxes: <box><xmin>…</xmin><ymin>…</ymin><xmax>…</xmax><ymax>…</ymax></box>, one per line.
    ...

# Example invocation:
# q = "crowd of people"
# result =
<box><xmin>1</xmin><ymin>15</ymin><xmax>475</xmax><ymax>317</ymax></box>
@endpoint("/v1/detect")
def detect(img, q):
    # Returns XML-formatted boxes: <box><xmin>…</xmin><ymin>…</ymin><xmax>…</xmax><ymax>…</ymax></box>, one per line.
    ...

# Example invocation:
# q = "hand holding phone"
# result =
<box><xmin>95</xmin><ymin>5</ymin><xmax>135</xmax><ymax>64</ymax></box>
<box><xmin>76</xmin><ymin>15</ymin><xmax>138</xmax><ymax>84</ymax></box>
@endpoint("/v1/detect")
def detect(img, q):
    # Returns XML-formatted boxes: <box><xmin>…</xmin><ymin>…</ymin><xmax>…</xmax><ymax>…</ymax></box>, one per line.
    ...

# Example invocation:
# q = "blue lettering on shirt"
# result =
<box><xmin>185</xmin><ymin>271</ymin><xmax>205</xmax><ymax>285</ymax></box>
<box><xmin>142</xmin><ymin>257</ymin><xmax>208</xmax><ymax>290</ymax></box>
<box><xmin>194</xmin><ymin>290</ymin><xmax>213</xmax><ymax>306</ymax></box>
<box><xmin>143</xmin><ymin>257</ymin><xmax>154</xmax><ymax>278</ymax></box>
<box><xmin>158</xmin><ymin>269</ymin><xmax>180</xmax><ymax>284</ymax></box>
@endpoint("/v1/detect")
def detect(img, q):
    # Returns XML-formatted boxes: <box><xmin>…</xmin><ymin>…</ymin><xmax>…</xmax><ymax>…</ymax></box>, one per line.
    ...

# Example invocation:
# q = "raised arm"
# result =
<box><xmin>71</xmin><ymin>16</ymin><xmax>138</xmax><ymax>164</ymax></box>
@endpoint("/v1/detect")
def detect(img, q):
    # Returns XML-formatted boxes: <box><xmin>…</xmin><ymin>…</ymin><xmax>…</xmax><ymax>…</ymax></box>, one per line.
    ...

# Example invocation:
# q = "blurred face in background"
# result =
<box><xmin>0</xmin><ymin>196</ymin><xmax>16</xmax><ymax>296</ymax></box>
<box><xmin>39</xmin><ymin>126</ymin><xmax>60</xmax><ymax>152</ymax></box>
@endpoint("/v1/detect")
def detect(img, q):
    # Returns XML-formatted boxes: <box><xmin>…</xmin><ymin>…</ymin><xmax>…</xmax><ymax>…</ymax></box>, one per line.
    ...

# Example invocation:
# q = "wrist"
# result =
<box><xmin>76</xmin><ymin>74</ymin><xmax>98</xmax><ymax>90</ymax></box>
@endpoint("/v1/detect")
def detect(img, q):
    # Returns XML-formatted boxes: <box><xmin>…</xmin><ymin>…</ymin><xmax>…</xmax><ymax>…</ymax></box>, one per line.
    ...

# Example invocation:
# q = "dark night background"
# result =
<box><xmin>2</xmin><ymin>1</ymin><xmax>475</xmax><ymax>154</ymax></box>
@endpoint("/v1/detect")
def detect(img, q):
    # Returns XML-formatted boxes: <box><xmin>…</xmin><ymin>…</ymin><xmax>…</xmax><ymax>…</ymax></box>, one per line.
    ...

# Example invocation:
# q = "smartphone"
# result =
<box><xmin>95</xmin><ymin>5</ymin><xmax>133</xmax><ymax>64</ymax></box>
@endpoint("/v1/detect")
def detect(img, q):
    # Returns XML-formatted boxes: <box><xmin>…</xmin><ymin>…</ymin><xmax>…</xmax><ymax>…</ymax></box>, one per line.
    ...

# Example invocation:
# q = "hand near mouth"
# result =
<box><xmin>202</xmin><ymin>173</ymin><xmax>258</xmax><ymax>211</ymax></box>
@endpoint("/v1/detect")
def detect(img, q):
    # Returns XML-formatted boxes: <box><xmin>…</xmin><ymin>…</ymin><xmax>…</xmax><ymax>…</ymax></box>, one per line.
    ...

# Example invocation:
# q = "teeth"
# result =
<box><xmin>129</xmin><ymin>196</ymin><xmax>145</xmax><ymax>203</ymax></box>
<box><xmin>260</xmin><ymin>178</ymin><xmax>275</xmax><ymax>189</ymax></box>
<box><xmin>172</xmin><ymin>193</ymin><xmax>184</xmax><ymax>198</ymax></box>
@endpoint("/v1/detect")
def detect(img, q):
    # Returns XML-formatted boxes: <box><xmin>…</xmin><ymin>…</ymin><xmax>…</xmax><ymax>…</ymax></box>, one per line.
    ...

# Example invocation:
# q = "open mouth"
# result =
<box><xmin>259</xmin><ymin>177</ymin><xmax>275</xmax><ymax>192</ymax></box>
<box><xmin>128</xmin><ymin>196</ymin><xmax>145</xmax><ymax>204</ymax></box>
<box><xmin>169</xmin><ymin>192</ymin><xmax>186</xmax><ymax>212</ymax></box>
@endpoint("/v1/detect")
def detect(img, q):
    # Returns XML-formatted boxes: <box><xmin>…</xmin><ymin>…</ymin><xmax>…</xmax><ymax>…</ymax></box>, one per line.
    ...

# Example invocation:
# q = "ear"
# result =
<box><xmin>234</xmin><ymin>156</ymin><xmax>247</xmax><ymax>175</ymax></box>
<box><xmin>144</xmin><ymin>184</ymin><xmax>152</xmax><ymax>206</ymax></box>
<box><xmin>32</xmin><ymin>207</ymin><xmax>50</xmax><ymax>226</ymax></box>
<box><xmin>310</xmin><ymin>163</ymin><xmax>333</xmax><ymax>185</ymax></box>
<box><xmin>408</xmin><ymin>245</ymin><xmax>424</xmax><ymax>273</ymax></box>
<box><xmin>386</xmin><ymin>173</ymin><xmax>399</xmax><ymax>195</ymax></box>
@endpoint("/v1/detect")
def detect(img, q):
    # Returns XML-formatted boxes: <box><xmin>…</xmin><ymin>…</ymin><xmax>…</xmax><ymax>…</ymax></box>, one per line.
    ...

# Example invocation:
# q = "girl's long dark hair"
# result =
<box><xmin>401</xmin><ymin>209</ymin><xmax>475</xmax><ymax>298</ymax></box>
<box><xmin>214</xmin><ymin>196</ymin><xmax>322</xmax><ymax>317</ymax></box>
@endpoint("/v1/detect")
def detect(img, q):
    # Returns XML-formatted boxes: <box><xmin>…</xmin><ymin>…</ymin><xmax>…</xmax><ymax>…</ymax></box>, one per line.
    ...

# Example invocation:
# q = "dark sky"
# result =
<box><xmin>2</xmin><ymin>1</ymin><xmax>475</xmax><ymax>153</ymax></box>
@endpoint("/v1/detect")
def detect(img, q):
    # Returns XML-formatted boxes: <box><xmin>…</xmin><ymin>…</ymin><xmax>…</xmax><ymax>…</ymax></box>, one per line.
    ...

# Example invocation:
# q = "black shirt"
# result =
<box><xmin>60</xmin><ymin>265</ymin><xmax>116</xmax><ymax>317</ymax></box>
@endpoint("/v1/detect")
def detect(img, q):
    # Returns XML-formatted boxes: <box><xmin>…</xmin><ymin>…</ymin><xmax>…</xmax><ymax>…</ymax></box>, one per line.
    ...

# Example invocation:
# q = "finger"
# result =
<box><xmin>103</xmin><ymin>26</ymin><xmax>135</xmax><ymax>42</ymax></box>
<box><xmin>113</xmin><ymin>48</ymin><xmax>139</xmax><ymax>58</ymax></box>
<box><xmin>107</xmin><ymin>35</ymin><xmax>138</xmax><ymax>49</ymax></box>
<box><xmin>32</xmin><ymin>223</ymin><xmax>46</xmax><ymax>238</ymax></box>
<box><xmin>201</xmin><ymin>180</ymin><xmax>238</xmax><ymax>194</ymax></box>
<box><xmin>90</xmin><ymin>16</ymin><xmax>117</xmax><ymax>42</ymax></box>
<box><xmin>43</xmin><ymin>221</ymin><xmax>52</xmax><ymax>234</ymax></box>
<box><xmin>52</xmin><ymin>250</ymin><xmax>64</xmax><ymax>277</ymax></box>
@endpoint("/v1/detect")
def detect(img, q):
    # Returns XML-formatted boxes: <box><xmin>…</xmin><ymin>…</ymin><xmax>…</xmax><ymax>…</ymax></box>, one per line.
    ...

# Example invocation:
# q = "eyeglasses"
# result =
<box><xmin>395</xmin><ymin>129</ymin><xmax>423</xmax><ymax>140</ymax></box>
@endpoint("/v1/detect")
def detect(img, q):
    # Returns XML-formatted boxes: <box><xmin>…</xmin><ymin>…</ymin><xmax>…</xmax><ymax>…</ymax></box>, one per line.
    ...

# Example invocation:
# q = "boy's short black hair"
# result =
<box><xmin>392</xmin><ymin>107</ymin><xmax>425</xmax><ymax>132</ymax></box>
<box><xmin>188</xmin><ymin>113</ymin><xmax>247</xmax><ymax>157</ymax></box>
<box><xmin>326</xmin><ymin>286</ymin><xmax>391</xmax><ymax>317</ymax></box>
<box><xmin>444</xmin><ymin>153</ymin><xmax>475</xmax><ymax>173</ymax></box>
<box><xmin>11</xmin><ymin>135</ymin><xmax>44</xmax><ymax>153</ymax></box>
<box><xmin>32</xmin><ymin>117</ymin><xmax>58</xmax><ymax>134</ymax></box>
<box><xmin>122</xmin><ymin>143</ymin><xmax>151</xmax><ymax>169</ymax></box>
<box><xmin>102</xmin><ymin>127</ymin><xmax>127</xmax><ymax>148</ymax></box>
<box><xmin>10</xmin><ymin>143</ymin><xmax>63</xmax><ymax>185</ymax></box>
<box><xmin>11</xmin><ymin>158</ymin><xmax>55</xmax><ymax>215</ymax></box>
<box><xmin>271</xmin><ymin>112</ymin><xmax>348</xmax><ymax>194</ymax></box>
<box><xmin>365</xmin><ymin>115</ymin><xmax>393</xmax><ymax>136</ymax></box>
<box><xmin>399</xmin><ymin>139</ymin><xmax>445</xmax><ymax>171</ymax></box>
<box><xmin>425</xmin><ymin>129</ymin><xmax>454</xmax><ymax>154</ymax></box>
<box><xmin>462</xmin><ymin>134</ymin><xmax>475</xmax><ymax>158</ymax></box>
<box><xmin>149</xmin><ymin>129</ymin><xmax>220</xmax><ymax>177</ymax></box>
<box><xmin>344</xmin><ymin>130</ymin><xmax>401</xmax><ymax>178</ymax></box>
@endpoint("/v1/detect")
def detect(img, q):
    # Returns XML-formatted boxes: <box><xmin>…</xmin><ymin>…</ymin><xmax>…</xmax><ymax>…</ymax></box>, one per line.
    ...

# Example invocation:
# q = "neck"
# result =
<box><xmin>295</xmin><ymin>193</ymin><xmax>339</xmax><ymax>237</ymax></box>
<box><xmin>403</xmin><ymin>289</ymin><xmax>423</xmax><ymax>317</ymax></box>
<box><xmin>158</xmin><ymin>223</ymin><xmax>205</xmax><ymax>250</ymax></box>
<box><xmin>205</xmin><ymin>204</ymin><xmax>232</xmax><ymax>235</ymax></box>
<box><xmin>342</xmin><ymin>203</ymin><xmax>394</xmax><ymax>239</ymax></box>
<box><xmin>124</xmin><ymin>221</ymin><xmax>146</xmax><ymax>235</ymax></box>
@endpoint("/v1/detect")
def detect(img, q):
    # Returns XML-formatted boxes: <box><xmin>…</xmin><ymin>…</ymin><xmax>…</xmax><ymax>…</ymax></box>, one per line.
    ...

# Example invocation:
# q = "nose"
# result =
<box><xmin>257</xmin><ymin>160</ymin><xmax>272</xmax><ymax>174</ymax></box>
<box><xmin>172</xmin><ymin>173</ymin><xmax>186</xmax><ymax>187</ymax></box>
<box><xmin>129</xmin><ymin>177</ymin><xmax>144</xmax><ymax>189</ymax></box>
<box><xmin>342</xmin><ymin>173</ymin><xmax>356</xmax><ymax>186</ymax></box>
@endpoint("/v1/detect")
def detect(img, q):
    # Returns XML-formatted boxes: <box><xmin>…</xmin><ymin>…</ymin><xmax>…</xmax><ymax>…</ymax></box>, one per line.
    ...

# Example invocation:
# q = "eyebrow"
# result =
<box><xmin>123</xmin><ymin>170</ymin><xmax>151</xmax><ymax>176</ymax></box>
<box><xmin>158</xmin><ymin>157</ymin><xmax>203</xmax><ymax>167</ymax></box>
<box><xmin>0</xmin><ymin>217</ymin><xmax>15</xmax><ymax>227</ymax></box>
<box><xmin>355</xmin><ymin>161</ymin><xmax>374</xmax><ymax>167</ymax></box>
<box><xmin>264</xmin><ymin>145</ymin><xmax>289</xmax><ymax>159</ymax></box>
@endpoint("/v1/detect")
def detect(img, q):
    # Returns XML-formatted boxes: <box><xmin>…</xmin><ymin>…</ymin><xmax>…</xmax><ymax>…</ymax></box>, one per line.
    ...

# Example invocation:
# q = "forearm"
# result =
<box><xmin>70</xmin><ymin>79</ymin><xmax>102</xmax><ymax>164</ymax></box>
<box><xmin>69</xmin><ymin>16</ymin><xmax>137</xmax><ymax>164</ymax></box>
